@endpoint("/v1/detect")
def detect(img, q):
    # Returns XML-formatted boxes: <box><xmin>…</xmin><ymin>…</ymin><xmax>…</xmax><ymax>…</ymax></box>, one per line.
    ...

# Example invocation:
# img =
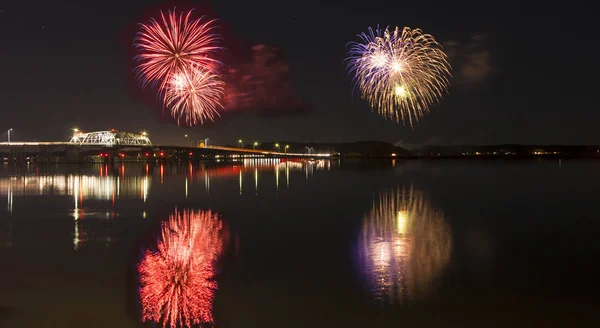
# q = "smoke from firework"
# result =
<box><xmin>222</xmin><ymin>44</ymin><xmax>311</xmax><ymax>116</ymax></box>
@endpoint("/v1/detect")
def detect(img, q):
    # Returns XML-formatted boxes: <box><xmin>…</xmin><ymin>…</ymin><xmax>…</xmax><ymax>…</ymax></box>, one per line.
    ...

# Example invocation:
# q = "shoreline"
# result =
<box><xmin>1</xmin><ymin>154</ymin><xmax>599</xmax><ymax>165</ymax></box>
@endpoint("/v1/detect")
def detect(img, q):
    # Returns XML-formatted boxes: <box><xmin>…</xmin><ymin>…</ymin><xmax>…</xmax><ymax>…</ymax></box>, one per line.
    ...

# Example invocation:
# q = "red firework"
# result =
<box><xmin>165</xmin><ymin>64</ymin><xmax>224</xmax><ymax>126</ymax></box>
<box><xmin>134</xmin><ymin>9</ymin><xmax>222</xmax><ymax>95</ymax></box>
<box><xmin>138</xmin><ymin>209</ymin><xmax>226</xmax><ymax>328</ymax></box>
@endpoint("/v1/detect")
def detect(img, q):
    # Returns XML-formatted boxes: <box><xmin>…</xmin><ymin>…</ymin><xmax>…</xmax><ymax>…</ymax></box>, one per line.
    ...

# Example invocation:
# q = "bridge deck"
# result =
<box><xmin>204</xmin><ymin>145</ymin><xmax>331</xmax><ymax>157</ymax></box>
<box><xmin>0</xmin><ymin>143</ymin><xmax>331</xmax><ymax>157</ymax></box>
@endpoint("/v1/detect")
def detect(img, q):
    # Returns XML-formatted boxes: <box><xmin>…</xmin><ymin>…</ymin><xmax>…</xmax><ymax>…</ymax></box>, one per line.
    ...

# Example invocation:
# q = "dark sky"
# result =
<box><xmin>0</xmin><ymin>0</ymin><xmax>593</xmax><ymax>147</ymax></box>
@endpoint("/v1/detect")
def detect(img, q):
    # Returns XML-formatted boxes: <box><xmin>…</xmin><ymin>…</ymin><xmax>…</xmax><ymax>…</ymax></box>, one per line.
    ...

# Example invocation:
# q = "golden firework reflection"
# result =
<box><xmin>358</xmin><ymin>186</ymin><xmax>452</xmax><ymax>304</ymax></box>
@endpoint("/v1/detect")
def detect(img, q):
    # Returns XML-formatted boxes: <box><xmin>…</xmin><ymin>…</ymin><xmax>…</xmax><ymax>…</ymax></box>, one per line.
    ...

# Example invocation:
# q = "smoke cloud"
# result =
<box><xmin>444</xmin><ymin>35</ymin><xmax>492</xmax><ymax>86</ymax></box>
<box><xmin>221</xmin><ymin>44</ymin><xmax>311</xmax><ymax>117</ymax></box>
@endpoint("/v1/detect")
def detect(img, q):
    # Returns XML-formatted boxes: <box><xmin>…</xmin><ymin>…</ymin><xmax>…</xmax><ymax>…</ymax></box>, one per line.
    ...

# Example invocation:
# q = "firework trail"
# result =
<box><xmin>138</xmin><ymin>209</ymin><xmax>227</xmax><ymax>328</ymax></box>
<box><xmin>358</xmin><ymin>186</ymin><xmax>452</xmax><ymax>304</ymax></box>
<box><xmin>165</xmin><ymin>65</ymin><xmax>225</xmax><ymax>126</ymax></box>
<box><xmin>346</xmin><ymin>26</ymin><xmax>452</xmax><ymax>126</ymax></box>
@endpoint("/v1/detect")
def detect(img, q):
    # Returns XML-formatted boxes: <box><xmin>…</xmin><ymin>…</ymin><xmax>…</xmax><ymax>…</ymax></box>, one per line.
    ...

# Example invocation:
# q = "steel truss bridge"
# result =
<box><xmin>69</xmin><ymin>130</ymin><xmax>151</xmax><ymax>146</ymax></box>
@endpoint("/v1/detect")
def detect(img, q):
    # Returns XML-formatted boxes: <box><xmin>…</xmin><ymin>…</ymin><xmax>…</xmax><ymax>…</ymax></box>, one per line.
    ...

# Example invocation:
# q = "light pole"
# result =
<box><xmin>253</xmin><ymin>141</ymin><xmax>258</xmax><ymax>150</ymax></box>
<box><xmin>275</xmin><ymin>143</ymin><xmax>280</xmax><ymax>152</ymax></box>
<box><xmin>7</xmin><ymin>128</ymin><xmax>13</xmax><ymax>143</ymax></box>
<box><xmin>184</xmin><ymin>134</ymin><xmax>188</xmax><ymax>147</ymax></box>
<box><xmin>285</xmin><ymin>145</ymin><xmax>290</xmax><ymax>154</ymax></box>
<box><xmin>238</xmin><ymin>139</ymin><xmax>243</xmax><ymax>148</ymax></box>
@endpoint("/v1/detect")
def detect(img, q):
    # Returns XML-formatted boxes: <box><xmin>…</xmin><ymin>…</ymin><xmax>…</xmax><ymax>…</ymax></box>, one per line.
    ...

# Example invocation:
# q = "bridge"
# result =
<box><xmin>0</xmin><ymin>129</ymin><xmax>331</xmax><ymax>163</ymax></box>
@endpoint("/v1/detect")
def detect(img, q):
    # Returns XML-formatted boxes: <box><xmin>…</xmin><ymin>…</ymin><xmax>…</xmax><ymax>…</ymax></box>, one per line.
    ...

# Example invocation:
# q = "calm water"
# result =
<box><xmin>1</xmin><ymin>159</ymin><xmax>599</xmax><ymax>327</ymax></box>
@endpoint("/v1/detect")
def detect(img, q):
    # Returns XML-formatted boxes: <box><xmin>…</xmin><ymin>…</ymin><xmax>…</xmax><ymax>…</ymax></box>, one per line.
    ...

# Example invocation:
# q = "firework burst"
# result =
<box><xmin>165</xmin><ymin>65</ymin><xmax>225</xmax><ymax>126</ymax></box>
<box><xmin>138</xmin><ymin>209</ymin><xmax>227</xmax><ymax>328</ymax></box>
<box><xmin>134</xmin><ymin>9</ymin><xmax>222</xmax><ymax>93</ymax></box>
<box><xmin>347</xmin><ymin>26</ymin><xmax>452</xmax><ymax>126</ymax></box>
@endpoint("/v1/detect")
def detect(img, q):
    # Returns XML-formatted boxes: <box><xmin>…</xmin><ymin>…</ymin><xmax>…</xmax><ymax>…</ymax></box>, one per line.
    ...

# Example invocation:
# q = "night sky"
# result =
<box><xmin>0</xmin><ymin>1</ymin><xmax>593</xmax><ymax>147</ymax></box>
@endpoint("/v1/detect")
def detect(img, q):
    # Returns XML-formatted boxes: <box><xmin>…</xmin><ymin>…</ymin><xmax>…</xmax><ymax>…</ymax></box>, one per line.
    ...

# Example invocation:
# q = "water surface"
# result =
<box><xmin>1</xmin><ymin>158</ymin><xmax>599</xmax><ymax>327</ymax></box>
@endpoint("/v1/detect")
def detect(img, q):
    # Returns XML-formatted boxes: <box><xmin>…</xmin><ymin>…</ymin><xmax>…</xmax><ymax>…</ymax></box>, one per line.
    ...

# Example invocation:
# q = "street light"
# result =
<box><xmin>238</xmin><ymin>139</ymin><xmax>243</xmax><ymax>148</ymax></box>
<box><xmin>285</xmin><ymin>144</ymin><xmax>290</xmax><ymax>154</ymax></box>
<box><xmin>184</xmin><ymin>134</ymin><xmax>189</xmax><ymax>147</ymax></box>
<box><xmin>253</xmin><ymin>141</ymin><xmax>258</xmax><ymax>150</ymax></box>
<box><xmin>275</xmin><ymin>143</ymin><xmax>280</xmax><ymax>152</ymax></box>
<box><xmin>7</xmin><ymin>128</ymin><xmax>13</xmax><ymax>143</ymax></box>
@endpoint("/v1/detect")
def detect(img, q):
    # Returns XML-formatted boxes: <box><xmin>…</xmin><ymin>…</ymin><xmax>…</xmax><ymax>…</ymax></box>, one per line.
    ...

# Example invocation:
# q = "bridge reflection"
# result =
<box><xmin>1</xmin><ymin>159</ymin><xmax>331</xmax><ymax>250</ymax></box>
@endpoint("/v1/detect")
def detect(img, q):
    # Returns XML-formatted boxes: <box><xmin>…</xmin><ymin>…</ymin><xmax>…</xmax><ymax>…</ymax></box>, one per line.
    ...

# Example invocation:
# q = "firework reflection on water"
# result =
<box><xmin>138</xmin><ymin>208</ymin><xmax>228</xmax><ymax>328</ymax></box>
<box><xmin>358</xmin><ymin>186</ymin><xmax>452</xmax><ymax>304</ymax></box>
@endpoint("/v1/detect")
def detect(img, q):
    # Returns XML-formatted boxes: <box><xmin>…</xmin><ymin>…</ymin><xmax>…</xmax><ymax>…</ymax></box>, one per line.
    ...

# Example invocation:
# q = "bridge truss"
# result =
<box><xmin>69</xmin><ymin>130</ymin><xmax>152</xmax><ymax>147</ymax></box>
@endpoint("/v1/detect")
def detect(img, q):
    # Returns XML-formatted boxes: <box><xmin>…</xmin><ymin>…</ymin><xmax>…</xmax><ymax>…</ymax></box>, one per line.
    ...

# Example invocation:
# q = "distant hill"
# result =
<box><xmin>413</xmin><ymin>144</ymin><xmax>600</xmax><ymax>157</ymax></box>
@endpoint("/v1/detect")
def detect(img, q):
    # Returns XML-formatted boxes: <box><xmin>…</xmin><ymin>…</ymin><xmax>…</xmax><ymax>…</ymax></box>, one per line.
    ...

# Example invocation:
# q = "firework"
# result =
<box><xmin>165</xmin><ymin>65</ymin><xmax>224</xmax><ymax>126</ymax></box>
<box><xmin>358</xmin><ymin>186</ymin><xmax>452</xmax><ymax>304</ymax></box>
<box><xmin>138</xmin><ymin>209</ymin><xmax>227</xmax><ymax>328</ymax></box>
<box><xmin>346</xmin><ymin>26</ymin><xmax>452</xmax><ymax>126</ymax></box>
<box><xmin>134</xmin><ymin>9</ymin><xmax>222</xmax><ymax>95</ymax></box>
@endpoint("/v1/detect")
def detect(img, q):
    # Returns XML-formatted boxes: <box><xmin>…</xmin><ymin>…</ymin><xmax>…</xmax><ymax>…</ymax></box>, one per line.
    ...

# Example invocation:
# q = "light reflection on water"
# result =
<box><xmin>1</xmin><ymin>159</ymin><xmax>600</xmax><ymax>327</ymax></box>
<box><xmin>138</xmin><ymin>208</ymin><xmax>228</xmax><ymax>328</ymax></box>
<box><xmin>358</xmin><ymin>185</ymin><xmax>452</xmax><ymax>305</ymax></box>
<box><xmin>0</xmin><ymin>159</ymin><xmax>329</xmax><ymax>251</ymax></box>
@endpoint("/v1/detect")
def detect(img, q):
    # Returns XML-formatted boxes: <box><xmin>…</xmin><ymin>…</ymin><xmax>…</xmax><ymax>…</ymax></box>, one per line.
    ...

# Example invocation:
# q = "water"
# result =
<box><xmin>1</xmin><ymin>158</ymin><xmax>599</xmax><ymax>327</ymax></box>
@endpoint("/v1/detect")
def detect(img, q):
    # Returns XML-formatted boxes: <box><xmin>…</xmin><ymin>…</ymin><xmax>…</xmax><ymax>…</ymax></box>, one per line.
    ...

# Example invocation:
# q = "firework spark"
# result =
<box><xmin>165</xmin><ymin>65</ymin><xmax>224</xmax><ymax>126</ymax></box>
<box><xmin>138</xmin><ymin>209</ymin><xmax>227</xmax><ymax>328</ymax></box>
<box><xmin>134</xmin><ymin>9</ymin><xmax>222</xmax><ymax>95</ymax></box>
<box><xmin>358</xmin><ymin>186</ymin><xmax>452</xmax><ymax>304</ymax></box>
<box><xmin>346</xmin><ymin>26</ymin><xmax>452</xmax><ymax>126</ymax></box>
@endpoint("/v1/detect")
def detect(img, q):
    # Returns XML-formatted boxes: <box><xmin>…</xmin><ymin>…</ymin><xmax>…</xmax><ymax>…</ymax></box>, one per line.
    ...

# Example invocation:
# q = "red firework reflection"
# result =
<box><xmin>138</xmin><ymin>209</ymin><xmax>227</xmax><ymax>327</ymax></box>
